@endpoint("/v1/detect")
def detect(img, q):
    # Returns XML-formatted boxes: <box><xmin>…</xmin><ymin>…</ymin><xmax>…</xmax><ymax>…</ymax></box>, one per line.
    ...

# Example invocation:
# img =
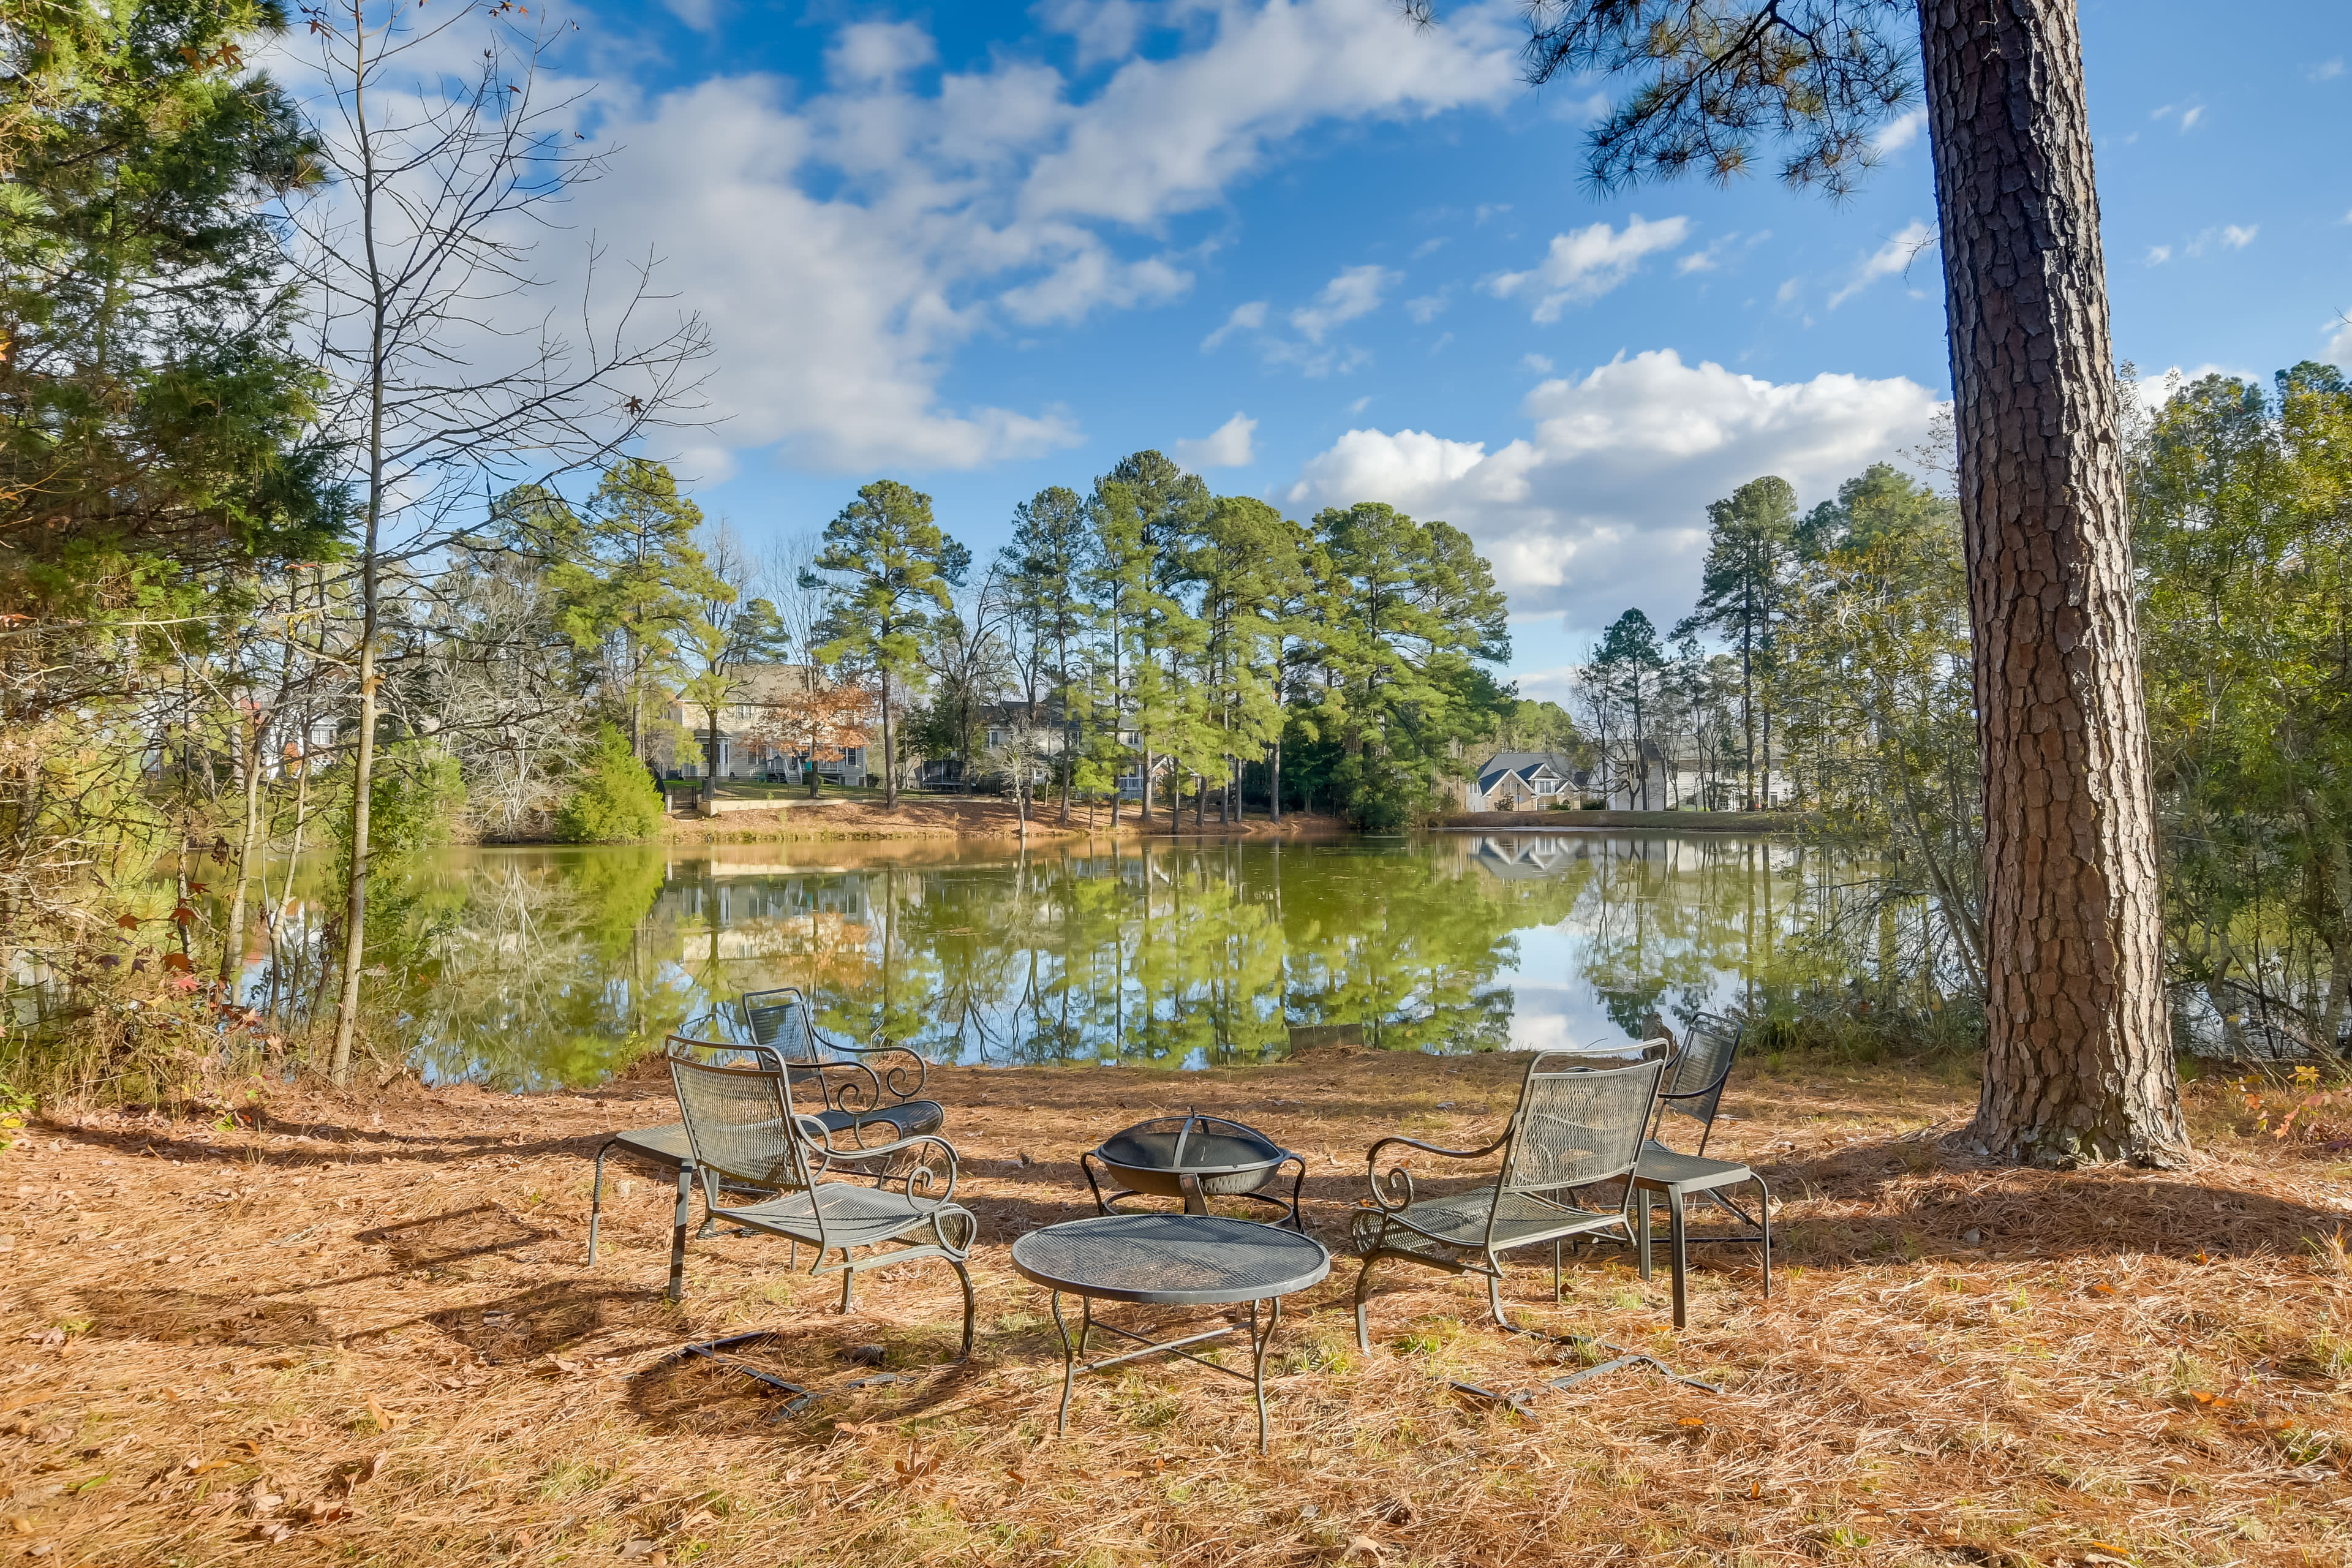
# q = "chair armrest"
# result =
<box><xmin>1363</xmin><ymin>1129</ymin><xmax>1510</xmax><ymax>1215</ymax></box>
<box><xmin>823</xmin><ymin>1037</ymin><xmax>930</xmax><ymax>1102</ymax></box>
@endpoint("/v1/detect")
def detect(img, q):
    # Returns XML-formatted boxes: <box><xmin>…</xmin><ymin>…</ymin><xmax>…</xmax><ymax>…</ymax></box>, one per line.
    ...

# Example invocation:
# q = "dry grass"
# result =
<box><xmin>6</xmin><ymin>1050</ymin><xmax>2351</xmax><ymax>1567</ymax></box>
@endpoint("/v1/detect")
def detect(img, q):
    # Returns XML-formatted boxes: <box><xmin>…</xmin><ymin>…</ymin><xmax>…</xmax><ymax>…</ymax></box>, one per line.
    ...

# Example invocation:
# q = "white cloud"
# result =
<box><xmin>2178</xmin><ymin>104</ymin><xmax>2205</xmax><ymax>130</ymax></box>
<box><xmin>659</xmin><ymin>0</ymin><xmax>721</xmax><ymax>32</ymax></box>
<box><xmin>828</xmin><ymin>21</ymin><xmax>937</xmax><ymax>86</ymax></box>
<box><xmin>1474</xmin><ymin>203</ymin><xmax>1512</xmax><ymax>224</ymax></box>
<box><xmin>1291</xmin><ymin>263</ymin><xmax>1400</xmax><ymax>341</ymax></box>
<box><xmin>1409</xmin><ymin>236</ymin><xmax>1447</xmax><ymax>259</ymax></box>
<box><xmin>1828</xmin><ymin>220</ymin><xmax>1938</xmax><ymax>307</ymax></box>
<box><xmin>1346</xmin><ymin>394</ymin><xmax>1373</xmax><ymax>413</ymax></box>
<box><xmin>2222</xmin><ymin>224</ymin><xmax>2258</xmax><ymax>248</ymax></box>
<box><xmin>1676</xmin><ymin>229</ymin><xmax>1767</xmax><ymax>275</ymax></box>
<box><xmin>1774</xmin><ymin>277</ymin><xmax>1802</xmax><ymax>307</ymax></box>
<box><xmin>1202</xmin><ymin>300</ymin><xmax>1269</xmax><ymax>351</ymax></box>
<box><xmin>2310</xmin><ymin>58</ymin><xmax>2345</xmax><ymax>81</ymax></box>
<box><xmin>1874</xmin><ymin>107</ymin><xmax>1926</xmax><ymax>153</ymax></box>
<box><xmin>1483</xmin><ymin>215</ymin><xmax>1692</xmax><ymax>322</ymax></box>
<box><xmin>1173</xmin><ymin>411</ymin><xmax>1259</xmax><ymax>468</ymax></box>
<box><xmin>1521</xmin><ymin>353</ymin><xmax>1553</xmax><ymax>374</ymax></box>
<box><xmin>2145</xmin><ymin>244</ymin><xmax>2173</xmax><ymax>266</ymax></box>
<box><xmin>510</xmin><ymin>0</ymin><xmax>1519</xmax><ymax>472</ymax></box>
<box><xmin>1283</xmin><ymin>349</ymin><xmax>1941</xmax><ymax>624</ymax></box>
<box><xmin>1403</xmin><ymin>290</ymin><xmax>1450</xmax><ymax>323</ymax></box>
<box><xmin>1035</xmin><ymin>0</ymin><xmax>1147</xmax><ymax>69</ymax></box>
<box><xmin>2329</xmin><ymin>322</ymin><xmax>2352</xmax><ymax>368</ymax></box>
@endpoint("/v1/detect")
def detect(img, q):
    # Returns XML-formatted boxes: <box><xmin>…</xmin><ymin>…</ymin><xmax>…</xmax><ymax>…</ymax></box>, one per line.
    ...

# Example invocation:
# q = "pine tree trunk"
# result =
<box><xmin>880</xmin><ymin>674</ymin><xmax>895</xmax><ymax>809</ymax></box>
<box><xmin>1920</xmin><ymin>0</ymin><xmax>2185</xmax><ymax>1165</ymax></box>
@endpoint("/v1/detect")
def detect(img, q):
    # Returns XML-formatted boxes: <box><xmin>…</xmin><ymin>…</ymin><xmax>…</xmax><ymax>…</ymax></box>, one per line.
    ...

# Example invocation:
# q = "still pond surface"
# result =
<box><xmin>288</xmin><ymin>832</ymin><xmax>1859</xmax><ymax>1090</ymax></box>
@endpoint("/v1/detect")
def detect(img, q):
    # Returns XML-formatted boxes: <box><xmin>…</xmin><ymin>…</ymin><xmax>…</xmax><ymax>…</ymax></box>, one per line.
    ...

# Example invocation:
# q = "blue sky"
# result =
<box><xmin>531</xmin><ymin>0</ymin><xmax>2351</xmax><ymax>700</ymax></box>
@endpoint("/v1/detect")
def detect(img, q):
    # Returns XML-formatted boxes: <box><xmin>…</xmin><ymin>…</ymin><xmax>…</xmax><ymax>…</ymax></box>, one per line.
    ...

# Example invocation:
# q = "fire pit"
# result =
<box><xmin>1080</xmin><ymin>1112</ymin><xmax>1306</xmax><ymax>1231</ymax></box>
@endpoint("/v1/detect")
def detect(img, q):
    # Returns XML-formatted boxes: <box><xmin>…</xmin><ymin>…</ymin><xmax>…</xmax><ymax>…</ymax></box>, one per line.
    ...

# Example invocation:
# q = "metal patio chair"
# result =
<box><xmin>1351</xmin><ymin>1050</ymin><xmax>1667</xmax><ymax>1352</ymax></box>
<box><xmin>584</xmin><ymin>1033</ymin><xmax>941</xmax><ymax>1295</ymax></box>
<box><xmin>739</xmin><ymin>987</ymin><xmax>943</xmax><ymax>1146</ymax></box>
<box><xmin>1628</xmin><ymin>1012</ymin><xmax>1773</xmax><ymax>1327</ymax></box>
<box><xmin>666</xmin><ymin>1033</ymin><xmax>979</xmax><ymax>1360</ymax></box>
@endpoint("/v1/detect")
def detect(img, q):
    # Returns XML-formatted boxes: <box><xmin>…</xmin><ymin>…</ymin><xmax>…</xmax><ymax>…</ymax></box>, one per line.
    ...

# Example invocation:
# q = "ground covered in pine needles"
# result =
<box><xmin>6</xmin><ymin>1047</ymin><xmax>2351</xmax><ymax>1567</ymax></box>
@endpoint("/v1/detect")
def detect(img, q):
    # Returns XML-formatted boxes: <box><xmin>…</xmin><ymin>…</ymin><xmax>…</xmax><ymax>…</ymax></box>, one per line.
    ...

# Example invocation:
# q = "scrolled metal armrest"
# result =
<box><xmin>825</xmin><ymin>1036</ymin><xmax>931</xmax><ymax>1102</ymax></box>
<box><xmin>1363</xmin><ymin>1130</ymin><xmax>1509</xmax><ymax>1216</ymax></box>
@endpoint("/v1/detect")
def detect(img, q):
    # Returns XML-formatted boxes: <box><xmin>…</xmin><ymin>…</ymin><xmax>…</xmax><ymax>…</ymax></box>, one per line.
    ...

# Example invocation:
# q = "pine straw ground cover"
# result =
<box><xmin>4</xmin><ymin>1049</ymin><xmax>2351</xmax><ymax>1568</ymax></box>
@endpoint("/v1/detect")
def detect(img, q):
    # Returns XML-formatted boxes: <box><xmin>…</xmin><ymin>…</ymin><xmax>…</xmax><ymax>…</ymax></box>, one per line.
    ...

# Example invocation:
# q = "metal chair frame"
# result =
<box><xmin>665</xmin><ymin>1034</ymin><xmax>979</xmax><ymax>1360</ymax></box>
<box><xmin>1627</xmin><ymin>1012</ymin><xmax>1773</xmax><ymax>1326</ymax></box>
<box><xmin>1351</xmin><ymin>1051</ymin><xmax>1667</xmax><ymax>1352</ymax></box>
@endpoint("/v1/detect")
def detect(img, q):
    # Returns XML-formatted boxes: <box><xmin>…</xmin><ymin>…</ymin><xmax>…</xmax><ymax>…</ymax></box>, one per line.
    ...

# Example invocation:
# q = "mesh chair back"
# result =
<box><xmin>1497</xmin><ymin>1053</ymin><xmax>1666</xmax><ymax>1198</ymax></box>
<box><xmin>1659</xmin><ymin>1012</ymin><xmax>1742</xmax><ymax>1137</ymax></box>
<box><xmin>666</xmin><ymin>1035</ymin><xmax>815</xmax><ymax>1196</ymax></box>
<box><xmin>740</xmin><ymin>988</ymin><xmax>823</xmax><ymax>1066</ymax></box>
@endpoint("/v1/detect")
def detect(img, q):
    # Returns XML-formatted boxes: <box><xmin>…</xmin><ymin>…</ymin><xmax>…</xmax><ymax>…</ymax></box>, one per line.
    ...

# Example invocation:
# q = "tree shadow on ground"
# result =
<box><xmin>1728</xmin><ymin>1134</ymin><xmax>2352</xmax><ymax>1270</ymax></box>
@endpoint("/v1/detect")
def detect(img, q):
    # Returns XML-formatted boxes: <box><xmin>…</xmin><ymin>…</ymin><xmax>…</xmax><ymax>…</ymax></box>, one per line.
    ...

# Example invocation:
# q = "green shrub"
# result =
<box><xmin>554</xmin><ymin>724</ymin><xmax>665</xmax><ymax>842</ymax></box>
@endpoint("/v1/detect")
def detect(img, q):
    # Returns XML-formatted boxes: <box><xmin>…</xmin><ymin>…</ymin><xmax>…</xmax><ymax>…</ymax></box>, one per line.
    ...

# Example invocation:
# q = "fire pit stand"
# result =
<box><xmin>1081</xmin><ymin>1111</ymin><xmax>1306</xmax><ymax>1232</ymax></box>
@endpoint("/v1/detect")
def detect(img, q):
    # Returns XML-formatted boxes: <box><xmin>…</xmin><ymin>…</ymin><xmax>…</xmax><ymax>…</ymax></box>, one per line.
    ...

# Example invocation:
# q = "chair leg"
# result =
<box><xmin>667</xmin><ymin>1163</ymin><xmax>693</xmax><ymax>1303</ymax></box>
<box><xmin>1667</xmin><ymin>1186</ymin><xmax>1689</xmax><ymax>1330</ymax></box>
<box><xmin>1353</xmin><ymin>1253</ymin><xmax>1381</xmax><ymax>1353</ymax></box>
<box><xmin>949</xmin><ymin>1257</ymin><xmax>976</xmax><ymax>1362</ymax></box>
<box><xmin>1553</xmin><ymin>1239</ymin><xmax>1564</xmax><ymax>1303</ymax></box>
<box><xmin>839</xmin><ymin>1254</ymin><xmax>856</xmax><ymax>1314</ymax></box>
<box><xmin>587</xmin><ymin>1140</ymin><xmax>614</xmax><ymax>1265</ymax></box>
<box><xmin>1636</xmin><ymin>1193</ymin><xmax>1654</xmax><ymax>1281</ymax></box>
<box><xmin>1754</xmin><ymin>1173</ymin><xmax>1773</xmax><ymax>1300</ymax></box>
<box><xmin>1485</xmin><ymin>1257</ymin><xmax>1513</xmax><ymax>1333</ymax></box>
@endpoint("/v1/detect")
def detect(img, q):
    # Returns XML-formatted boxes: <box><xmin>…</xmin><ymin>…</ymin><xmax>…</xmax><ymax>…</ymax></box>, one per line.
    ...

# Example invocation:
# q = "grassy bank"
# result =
<box><xmin>7</xmin><ymin>1049</ymin><xmax>2350</xmax><ymax>1566</ymax></box>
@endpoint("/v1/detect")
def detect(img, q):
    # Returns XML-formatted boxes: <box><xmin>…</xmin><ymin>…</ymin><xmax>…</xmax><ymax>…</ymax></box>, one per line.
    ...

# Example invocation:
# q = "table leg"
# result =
<box><xmin>1050</xmin><ymin>1292</ymin><xmax>1077</xmax><ymax>1436</ymax></box>
<box><xmin>1635</xmin><ymin>1189</ymin><xmax>1653</xmax><ymax>1281</ymax></box>
<box><xmin>668</xmin><ymin>1162</ymin><xmax>693</xmax><ymax>1302</ymax></box>
<box><xmin>1250</xmin><ymin>1295</ymin><xmax>1283</xmax><ymax>1455</ymax></box>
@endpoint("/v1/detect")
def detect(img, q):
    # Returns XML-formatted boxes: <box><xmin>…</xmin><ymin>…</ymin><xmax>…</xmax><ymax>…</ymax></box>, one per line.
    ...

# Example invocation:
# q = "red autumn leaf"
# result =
<box><xmin>117</xmin><ymin>914</ymin><xmax>141</xmax><ymax>929</ymax></box>
<box><xmin>162</xmin><ymin>952</ymin><xmax>194</xmax><ymax>973</ymax></box>
<box><xmin>170</xmin><ymin>906</ymin><xmax>195</xmax><ymax>925</ymax></box>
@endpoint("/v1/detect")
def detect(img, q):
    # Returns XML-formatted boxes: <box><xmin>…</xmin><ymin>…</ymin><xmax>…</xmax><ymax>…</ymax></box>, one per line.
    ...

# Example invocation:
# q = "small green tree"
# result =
<box><xmin>554</xmin><ymin>723</ymin><xmax>666</xmax><ymax>842</ymax></box>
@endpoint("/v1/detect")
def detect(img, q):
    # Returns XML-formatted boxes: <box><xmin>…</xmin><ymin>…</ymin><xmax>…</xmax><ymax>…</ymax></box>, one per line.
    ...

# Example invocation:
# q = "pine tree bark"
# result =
<box><xmin>1920</xmin><ymin>0</ymin><xmax>2186</xmax><ymax>1166</ymax></box>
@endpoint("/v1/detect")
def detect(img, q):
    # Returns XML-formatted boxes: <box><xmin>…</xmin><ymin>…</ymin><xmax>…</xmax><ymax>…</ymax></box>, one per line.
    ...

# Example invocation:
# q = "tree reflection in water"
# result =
<box><xmin>270</xmin><ymin>833</ymin><xmax>1898</xmax><ymax>1088</ymax></box>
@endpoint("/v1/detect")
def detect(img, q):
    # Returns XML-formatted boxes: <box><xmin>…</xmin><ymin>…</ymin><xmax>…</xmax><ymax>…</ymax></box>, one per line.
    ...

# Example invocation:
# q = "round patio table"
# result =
<box><xmin>1011</xmin><ymin>1213</ymin><xmax>1331</xmax><ymax>1453</ymax></box>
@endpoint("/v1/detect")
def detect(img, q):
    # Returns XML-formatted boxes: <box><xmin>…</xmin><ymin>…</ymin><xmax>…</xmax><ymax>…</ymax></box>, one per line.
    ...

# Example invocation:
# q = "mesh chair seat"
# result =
<box><xmin>1633</xmin><ymin>1143</ymin><xmax>1755</xmax><ymax>1194</ymax></box>
<box><xmin>717</xmin><ymin>1180</ymin><xmax>961</xmax><ymax>1251</ymax></box>
<box><xmin>1384</xmin><ymin>1187</ymin><xmax>1629</xmax><ymax>1253</ymax></box>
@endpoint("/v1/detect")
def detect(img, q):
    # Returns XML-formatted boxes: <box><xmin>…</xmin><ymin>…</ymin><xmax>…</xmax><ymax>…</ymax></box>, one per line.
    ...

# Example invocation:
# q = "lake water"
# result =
<box><xmin>262</xmin><ymin>831</ymin><xmax>1859</xmax><ymax>1089</ymax></box>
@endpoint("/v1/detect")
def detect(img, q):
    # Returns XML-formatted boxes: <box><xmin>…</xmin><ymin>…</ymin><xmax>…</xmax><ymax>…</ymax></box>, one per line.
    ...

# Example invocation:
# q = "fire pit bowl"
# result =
<box><xmin>1080</xmin><ymin>1112</ymin><xmax>1306</xmax><ymax>1231</ymax></box>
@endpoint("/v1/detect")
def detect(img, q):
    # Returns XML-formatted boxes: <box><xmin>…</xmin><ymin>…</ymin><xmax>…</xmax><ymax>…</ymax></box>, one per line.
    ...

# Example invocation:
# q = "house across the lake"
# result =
<box><xmin>1467</xmin><ymin>751</ymin><xmax>1585</xmax><ymax>812</ymax></box>
<box><xmin>665</xmin><ymin>664</ymin><xmax>871</xmax><ymax>784</ymax></box>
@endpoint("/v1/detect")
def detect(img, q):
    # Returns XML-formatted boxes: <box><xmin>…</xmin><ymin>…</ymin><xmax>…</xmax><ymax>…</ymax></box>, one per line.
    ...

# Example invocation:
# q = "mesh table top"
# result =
<box><xmin>1011</xmin><ymin>1214</ymin><xmax>1331</xmax><ymax>1305</ymax></box>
